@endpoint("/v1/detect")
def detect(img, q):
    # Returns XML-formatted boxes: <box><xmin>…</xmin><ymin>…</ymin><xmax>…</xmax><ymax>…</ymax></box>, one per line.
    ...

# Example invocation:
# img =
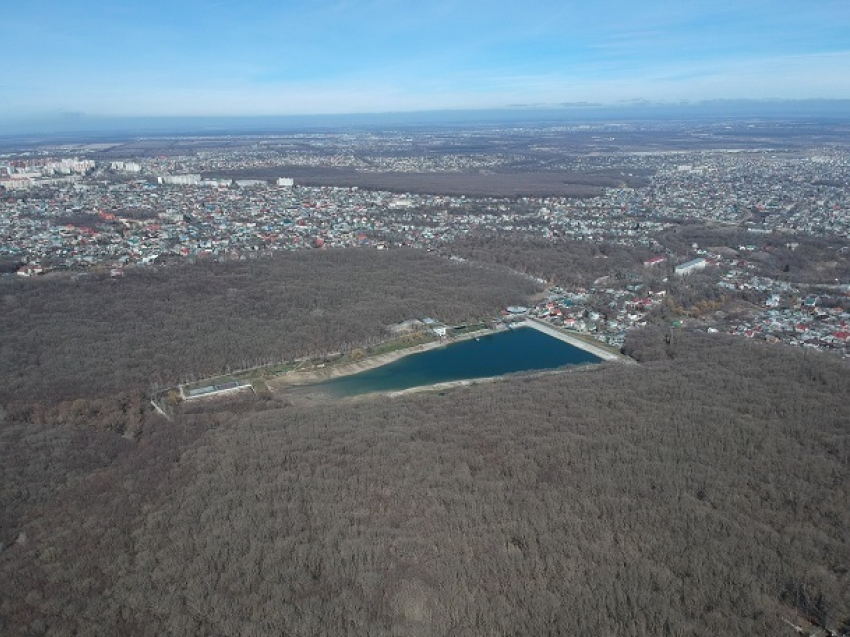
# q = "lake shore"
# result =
<box><xmin>270</xmin><ymin>320</ymin><xmax>625</xmax><ymax>402</ymax></box>
<box><xmin>279</xmin><ymin>351</ymin><xmax>611</xmax><ymax>405</ymax></box>
<box><xmin>268</xmin><ymin>328</ymin><xmax>492</xmax><ymax>390</ymax></box>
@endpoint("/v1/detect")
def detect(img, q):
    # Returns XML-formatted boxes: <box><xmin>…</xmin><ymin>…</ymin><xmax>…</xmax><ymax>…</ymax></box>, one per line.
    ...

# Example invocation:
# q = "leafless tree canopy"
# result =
<box><xmin>1</xmin><ymin>251</ymin><xmax>848</xmax><ymax>636</ymax></box>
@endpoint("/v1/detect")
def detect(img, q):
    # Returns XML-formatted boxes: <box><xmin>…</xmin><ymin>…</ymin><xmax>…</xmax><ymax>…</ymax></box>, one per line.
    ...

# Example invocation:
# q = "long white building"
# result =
<box><xmin>674</xmin><ymin>258</ymin><xmax>708</xmax><ymax>276</ymax></box>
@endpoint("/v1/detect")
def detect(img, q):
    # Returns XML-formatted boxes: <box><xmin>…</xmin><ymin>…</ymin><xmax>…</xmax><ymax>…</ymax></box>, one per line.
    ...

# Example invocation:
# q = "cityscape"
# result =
<box><xmin>3</xmin><ymin>122</ymin><xmax>848</xmax><ymax>358</ymax></box>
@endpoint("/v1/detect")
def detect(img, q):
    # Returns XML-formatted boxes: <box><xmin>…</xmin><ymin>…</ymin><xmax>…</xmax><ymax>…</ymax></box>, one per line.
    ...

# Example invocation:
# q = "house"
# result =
<box><xmin>16</xmin><ymin>264</ymin><xmax>44</xmax><ymax>277</ymax></box>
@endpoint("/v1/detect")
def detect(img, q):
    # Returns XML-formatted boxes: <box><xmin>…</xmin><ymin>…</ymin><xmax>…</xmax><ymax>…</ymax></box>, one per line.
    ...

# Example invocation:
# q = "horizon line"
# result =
<box><xmin>3</xmin><ymin>98</ymin><xmax>850</xmax><ymax>137</ymax></box>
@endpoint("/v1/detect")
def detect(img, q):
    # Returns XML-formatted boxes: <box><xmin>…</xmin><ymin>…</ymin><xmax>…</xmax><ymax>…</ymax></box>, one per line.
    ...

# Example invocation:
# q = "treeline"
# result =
<box><xmin>1</xmin><ymin>328</ymin><xmax>847</xmax><ymax>635</ymax></box>
<box><xmin>447</xmin><ymin>234</ymin><xmax>654</xmax><ymax>287</ymax></box>
<box><xmin>202</xmin><ymin>167</ymin><xmax>641</xmax><ymax>197</ymax></box>
<box><xmin>0</xmin><ymin>257</ymin><xmax>23</xmax><ymax>274</ymax></box>
<box><xmin>0</xmin><ymin>248</ymin><xmax>539</xmax><ymax>408</ymax></box>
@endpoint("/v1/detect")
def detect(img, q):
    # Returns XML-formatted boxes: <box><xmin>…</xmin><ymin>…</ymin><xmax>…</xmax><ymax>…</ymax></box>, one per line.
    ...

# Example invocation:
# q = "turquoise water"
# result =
<box><xmin>317</xmin><ymin>326</ymin><xmax>602</xmax><ymax>397</ymax></box>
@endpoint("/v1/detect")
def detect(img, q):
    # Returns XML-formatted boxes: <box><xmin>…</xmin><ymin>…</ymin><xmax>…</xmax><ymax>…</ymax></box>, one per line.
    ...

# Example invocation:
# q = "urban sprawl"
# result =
<box><xmin>2</xmin><ymin>131</ymin><xmax>848</xmax><ymax>358</ymax></box>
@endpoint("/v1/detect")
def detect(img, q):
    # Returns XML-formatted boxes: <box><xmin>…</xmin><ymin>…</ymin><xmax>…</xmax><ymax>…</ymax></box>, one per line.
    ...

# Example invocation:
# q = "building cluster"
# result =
<box><xmin>0</xmin><ymin>165</ymin><xmax>677</xmax><ymax>269</ymax></box>
<box><xmin>637</xmin><ymin>150</ymin><xmax>850</xmax><ymax>237</ymax></box>
<box><xmin>716</xmin><ymin>271</ymin><xmax>850</xmax><ymax>354</ymax></box>
<box><xmin>0</xmin><ymin>157</ymin><xmax>95</xmax><ymax>189</ymax></box>
<box><xmin>525</xmin><ymin>285</ymin><xmax>666</xmax><ymax>349</ymax></box>
<box><xmin>1</xmin><ymin>137</ymin><xmax>848</xmax><ymax>358</ymax></box>
<box><xmin>725</xmin><ymin>302</ymin><xmax>850</xmax><ymax>353</ymax></box>
<box><xmin>497</xmin><ymin>283</ymin><xmax>668</xmax><ymax>350</ymax></box>
<box><xmin>514</xmin><ymin>271</ymin><xmax>850</xmax><ymax>358</ymax></box>
<box><xmin>110</xmin><ymin>134</ymin><xmax>507</xmax><ymax>177</ymax></box>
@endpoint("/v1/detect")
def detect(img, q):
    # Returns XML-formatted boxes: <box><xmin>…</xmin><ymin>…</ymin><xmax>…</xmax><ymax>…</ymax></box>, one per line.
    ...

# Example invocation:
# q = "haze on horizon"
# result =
<box><xmin>2</xmin><ymin>0</ymin><xmax>849</xmax><ymax>130</ymax></box>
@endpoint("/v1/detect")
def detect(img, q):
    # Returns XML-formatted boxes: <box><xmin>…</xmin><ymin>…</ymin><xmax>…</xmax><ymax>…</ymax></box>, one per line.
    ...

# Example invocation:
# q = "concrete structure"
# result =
<box><xmin>675</xmin><ymin>257</ymin><xmax>708</xmax><ymax>276</ymax></box>
<box><xmin>521</xmin><ymin>318</ymin><xmax>624</xmax><ymax>362</ymax></box>
<box><xmin>181</xmin><ymin>381</ymin><xmax>253</xmax><ymax>400</ymax></box>
<box><xmin>110</xmin><ymin>161</ymin><xmax>142</xmax><ymax>173</ymax></box>
<box><xmin>158</xmin><ymin>174</ymin><xmax>201</xmax><ymax>186</ymax></box>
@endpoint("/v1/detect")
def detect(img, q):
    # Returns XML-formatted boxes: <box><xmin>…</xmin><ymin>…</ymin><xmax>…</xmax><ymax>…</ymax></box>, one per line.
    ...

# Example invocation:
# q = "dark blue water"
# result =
<box><xmin>317</xmin><ymin>326</ymin><xmax>602</xmax><ymax>396</ymax></box>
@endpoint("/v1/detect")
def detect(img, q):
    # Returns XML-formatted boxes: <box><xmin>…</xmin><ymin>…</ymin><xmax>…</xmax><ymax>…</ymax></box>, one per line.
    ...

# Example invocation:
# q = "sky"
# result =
<box><xmin>2</xmin><ymin>0</ymin><xmax>850</xmax><ymax>124</ymax></box>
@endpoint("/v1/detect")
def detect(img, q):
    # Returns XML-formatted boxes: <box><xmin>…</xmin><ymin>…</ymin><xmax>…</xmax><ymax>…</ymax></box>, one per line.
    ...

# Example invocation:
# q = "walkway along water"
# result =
<box><xmin>519</xmin><ymin>318</ymin><xmax>632</xmax><ymax>363</ymax></box>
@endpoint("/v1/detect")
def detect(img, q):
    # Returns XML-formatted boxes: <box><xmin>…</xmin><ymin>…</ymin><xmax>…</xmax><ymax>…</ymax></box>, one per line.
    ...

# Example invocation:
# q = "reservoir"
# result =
<box><xmin>316</xmin><ymin>326</ymin><xmax>603</xmax><ymax>397</ymax></box>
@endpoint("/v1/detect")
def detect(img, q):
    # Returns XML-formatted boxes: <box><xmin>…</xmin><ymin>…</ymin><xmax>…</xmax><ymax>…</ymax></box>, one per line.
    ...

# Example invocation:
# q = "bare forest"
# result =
<box><xmin>0</xmin><ymin>248</ymin><xmax>539</xmax><ymax>428</ymax></box>
<box><xmin>1</xmin><ymin>249</ymin><xmax>848</xmax><ymax>636</ymax></box>
<box><xmin>201</xmin><ymin>167</ymin><xmax>649</xmax><ymax>198</ymax></box>
<box><xmin>447</xmin><ymin>235</ymin><xmax>654</xmax><ymax>287</ymax></box>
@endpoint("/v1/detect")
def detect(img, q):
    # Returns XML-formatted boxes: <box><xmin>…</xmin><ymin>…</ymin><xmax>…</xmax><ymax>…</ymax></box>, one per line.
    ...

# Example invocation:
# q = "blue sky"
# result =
<box><xmin>2</xmin><ymin>0</ymin><xmax>849</xmax><ymax>121</ymax></box>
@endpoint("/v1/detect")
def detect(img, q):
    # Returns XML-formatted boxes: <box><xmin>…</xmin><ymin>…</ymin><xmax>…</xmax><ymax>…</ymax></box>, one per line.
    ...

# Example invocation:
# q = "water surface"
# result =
<box><xmin>317</xmin><ymin>326</ymin><xmax>602</xmax><ymax>397</ymax></box>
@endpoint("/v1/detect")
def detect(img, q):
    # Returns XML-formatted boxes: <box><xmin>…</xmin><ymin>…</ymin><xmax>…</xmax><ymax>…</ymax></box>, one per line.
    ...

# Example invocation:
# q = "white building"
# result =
<box><xmin>158</xmin><ymin>174</ymin><xmax>201</xmax><ymax>186</ymax></box>
<box><xmin>110</xmin><ymin>161</ymin><xmax>142</xmax><ymax>173</ymax></box>
<box><xmin>674</xmin><ymin>258</ymin><xmax>708</xmax><ymax>276</ymax></box>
